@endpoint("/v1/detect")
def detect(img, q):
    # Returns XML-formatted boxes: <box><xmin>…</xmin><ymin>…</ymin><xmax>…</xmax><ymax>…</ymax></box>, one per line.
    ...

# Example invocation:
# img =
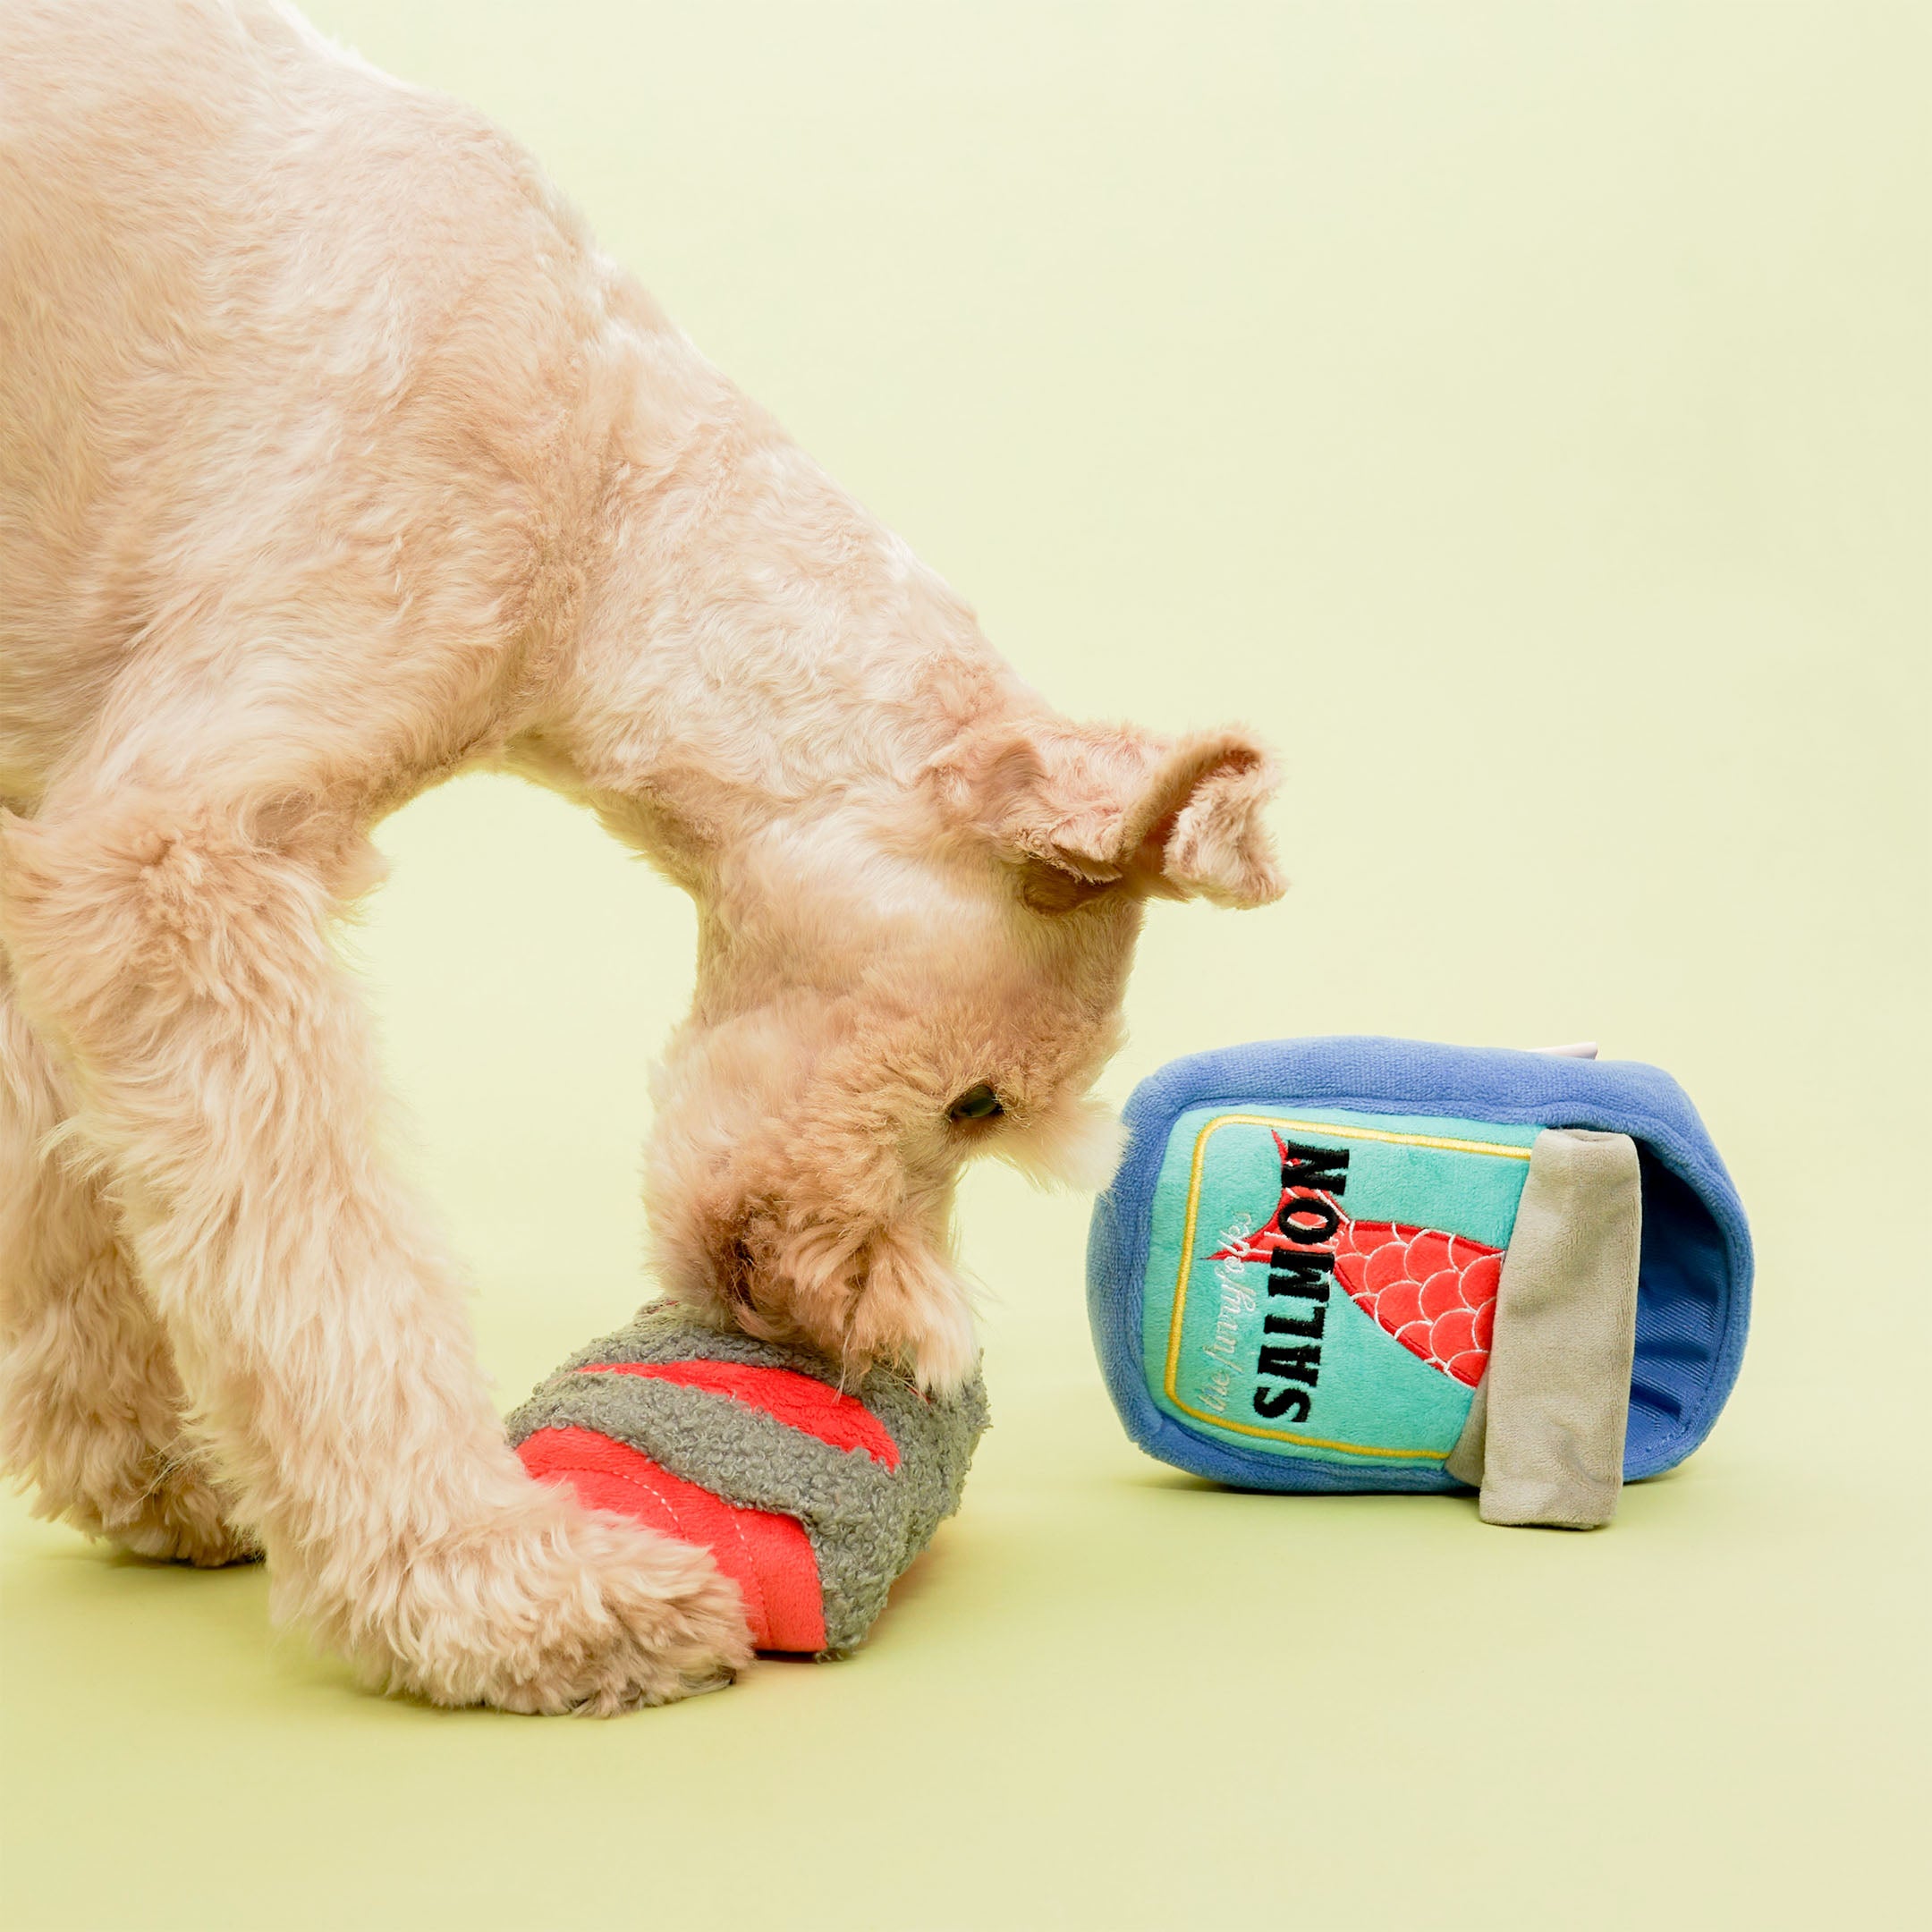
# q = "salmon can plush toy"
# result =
<box><xmin>1087</xmin><ymin>1037</ymin><xmax>1751</xmax><ymax>1526</ymax></box>
<box><xmin>508</xmin><ymin>1306</ymin><xmax>987</xmax><ymax>1654</ymax></box>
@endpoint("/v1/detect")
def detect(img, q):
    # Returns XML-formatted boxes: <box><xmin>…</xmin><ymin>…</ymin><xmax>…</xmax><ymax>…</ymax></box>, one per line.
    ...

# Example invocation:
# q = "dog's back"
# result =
<box><xmin>0</xmin><ymin>0</ymin><xmax>615</xmax><ymax>806</ymax></box>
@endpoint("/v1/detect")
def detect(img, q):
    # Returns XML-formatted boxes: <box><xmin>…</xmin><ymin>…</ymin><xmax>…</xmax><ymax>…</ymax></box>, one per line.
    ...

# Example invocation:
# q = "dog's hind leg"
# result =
<box><xmin>0</xmin><ymin>782</ymin><xmax>750</xmax><ymax>1712</ymax></box>
<box><xmin>0</xmin><ymin>957</ymin><xmax>257</xmax><ymax>1564</ymax></box>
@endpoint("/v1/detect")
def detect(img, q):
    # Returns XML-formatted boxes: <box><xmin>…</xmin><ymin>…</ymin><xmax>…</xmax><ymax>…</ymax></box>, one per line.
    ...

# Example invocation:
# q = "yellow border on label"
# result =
<box><xmin>1161</xmin><ymin>1114</ymin><xmax>1534</xmax><ymax>1459</ymax></box>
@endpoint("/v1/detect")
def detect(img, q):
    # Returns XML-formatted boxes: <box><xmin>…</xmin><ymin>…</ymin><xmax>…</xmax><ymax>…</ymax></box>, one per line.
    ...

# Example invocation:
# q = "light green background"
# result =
<box><xmin>4</xmin><ymin>4</ymin><xmax>1927</xmax><ymax>1928</ymax></box>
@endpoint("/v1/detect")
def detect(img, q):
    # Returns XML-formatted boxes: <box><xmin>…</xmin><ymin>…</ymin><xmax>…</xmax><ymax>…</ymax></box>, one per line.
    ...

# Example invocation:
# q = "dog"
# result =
<box><xmin>0</xmin><ymin>0</ymin><xmax>1282</xmax><ymax>1712</ymax></box>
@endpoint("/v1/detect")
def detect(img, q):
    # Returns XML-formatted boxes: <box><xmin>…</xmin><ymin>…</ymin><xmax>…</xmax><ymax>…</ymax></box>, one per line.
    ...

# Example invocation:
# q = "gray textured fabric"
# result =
<box><xmin>1446</xmin><ymin>1377</ymin><xmax>1488</xmax><ymax>1490</ymax></box>
<box><xmin>1445</xmin><ymin>1129</ymin><xmax>1642</xmax><ymax>1529</ymax></box>
<box><xmin>505</xmin><ymin>1303</ymin><xmax>988</xmax><ymax>1653</ymax></box>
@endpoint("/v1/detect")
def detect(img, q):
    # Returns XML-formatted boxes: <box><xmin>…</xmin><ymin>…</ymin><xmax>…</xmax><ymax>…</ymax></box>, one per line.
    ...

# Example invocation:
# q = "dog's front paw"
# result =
<box><xmin>108</xmin><ymin>1476</ymin><xmax>263</xmax><ymax>1568</ymax></box>
<box><xmin>48</xmin><ymin>1446</ymin><xmax>262</xmax><ymax>1569</ymax></box>
<box><xmin>329</xmin><ymin>1496</ymin><xmax>753</xmax><ymax>1716</ymax></box>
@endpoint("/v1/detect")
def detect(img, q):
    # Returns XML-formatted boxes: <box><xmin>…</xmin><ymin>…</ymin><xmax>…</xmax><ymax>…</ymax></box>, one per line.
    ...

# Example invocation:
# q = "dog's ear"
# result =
<box><xmin>944</xmin><ymin>719</ymin><xmax>1284</xmax><ymax>911</ymax></box>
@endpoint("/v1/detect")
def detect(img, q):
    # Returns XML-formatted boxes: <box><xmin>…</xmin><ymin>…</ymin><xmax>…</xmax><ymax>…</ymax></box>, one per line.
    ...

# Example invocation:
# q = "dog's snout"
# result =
<box><xmin>661</xmin><ymin>1191</ymin><xmax>974</xmax><ymax>1394</ymax></box>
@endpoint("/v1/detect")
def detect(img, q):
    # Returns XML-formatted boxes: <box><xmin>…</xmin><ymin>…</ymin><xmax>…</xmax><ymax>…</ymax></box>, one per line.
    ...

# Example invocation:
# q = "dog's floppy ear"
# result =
<box><xmin>945</xmin><ymin>719</ymin><xmax>1284</xmax><ymax>911</ymax></box>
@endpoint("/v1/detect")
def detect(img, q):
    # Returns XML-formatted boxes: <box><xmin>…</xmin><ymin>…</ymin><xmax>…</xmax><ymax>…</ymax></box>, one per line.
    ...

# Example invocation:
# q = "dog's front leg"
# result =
<box><xmin>0</xmin><ymin>789</ymin><xmax>750</xmax><ymax>1712</ymax></box>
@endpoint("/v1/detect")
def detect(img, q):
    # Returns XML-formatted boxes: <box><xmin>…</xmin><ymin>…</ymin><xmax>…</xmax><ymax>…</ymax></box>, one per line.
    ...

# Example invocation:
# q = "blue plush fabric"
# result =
<box><xmin>1086</xmin><ymin>1038</ymin><xmax>1752</xmax><ymax>1494</ymax></box>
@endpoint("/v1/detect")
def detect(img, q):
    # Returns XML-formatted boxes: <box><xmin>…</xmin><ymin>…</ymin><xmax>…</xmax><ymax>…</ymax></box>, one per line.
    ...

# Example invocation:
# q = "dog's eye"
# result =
<box><xmin>948</xmin><ymin>1084</ymin><xmax>1004</xmax><ymax>1123</ymax></box>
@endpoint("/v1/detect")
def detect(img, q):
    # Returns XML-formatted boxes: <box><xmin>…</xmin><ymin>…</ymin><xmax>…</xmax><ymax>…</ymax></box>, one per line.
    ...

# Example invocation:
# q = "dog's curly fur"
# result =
<box><xmin>0</xmin><ymin>0</ymin><xmax>1282</xmax><ymax>1712</ymax></box>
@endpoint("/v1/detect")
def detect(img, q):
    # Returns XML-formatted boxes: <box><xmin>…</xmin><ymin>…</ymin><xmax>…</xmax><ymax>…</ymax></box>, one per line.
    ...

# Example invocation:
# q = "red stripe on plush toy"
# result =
<box><xmin>516</xmin><ymin>1425</ymin><xmax>827</xmax><ymax>1653</ymax></box>
<box><xmin>574</xmin><ymin>1360</ymin><xmax>901</xmax><ymax>1468</ymax></box>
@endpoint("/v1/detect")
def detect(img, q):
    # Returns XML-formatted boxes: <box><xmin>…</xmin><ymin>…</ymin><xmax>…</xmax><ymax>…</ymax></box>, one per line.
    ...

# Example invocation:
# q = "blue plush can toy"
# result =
<box><xmin>1087</xmin><ymin>1038</ymin><xmax>1751</xmax><ymax>1524</ymax></box>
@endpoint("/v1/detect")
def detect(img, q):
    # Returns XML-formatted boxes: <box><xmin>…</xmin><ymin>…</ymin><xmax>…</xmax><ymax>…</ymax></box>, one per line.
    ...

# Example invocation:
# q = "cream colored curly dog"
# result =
<box><xmin>0</xmin><ymin>0</ymin><xmax>1282</xmax><ymax>1713</ymax></box>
